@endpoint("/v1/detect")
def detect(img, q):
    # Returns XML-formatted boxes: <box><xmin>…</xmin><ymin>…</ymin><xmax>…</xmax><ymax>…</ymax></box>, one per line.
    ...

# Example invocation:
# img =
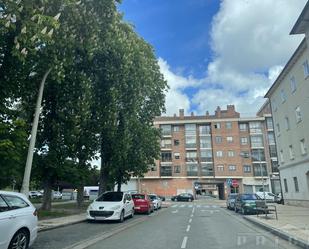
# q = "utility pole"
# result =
<box><xmin>21</xmin><ymin>69</ymin><xmax>51</xmax><ymax>197</ymax></box>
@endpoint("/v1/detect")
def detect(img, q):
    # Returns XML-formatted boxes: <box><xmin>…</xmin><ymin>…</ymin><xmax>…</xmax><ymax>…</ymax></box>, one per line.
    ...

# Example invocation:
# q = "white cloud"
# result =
<box><xmin>161</xmin><ymin>0</ymin><xmax>306</xmax><ymax>117</ymax></box>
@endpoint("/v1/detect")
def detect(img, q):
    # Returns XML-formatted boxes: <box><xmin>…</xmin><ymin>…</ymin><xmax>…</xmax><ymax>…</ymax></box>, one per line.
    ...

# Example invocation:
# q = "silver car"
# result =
<box><xmin>226</xmin><ymin>193</ymin><xmax>238</xmax><ymax>210</ymax></box>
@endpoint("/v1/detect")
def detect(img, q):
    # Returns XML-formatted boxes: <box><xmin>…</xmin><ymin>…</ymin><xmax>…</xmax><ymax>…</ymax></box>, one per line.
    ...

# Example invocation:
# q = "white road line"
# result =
<box><xmin>212</xmin><ymin>205</ymin><xmax>218</xmax><ymax>208</ymax></box>
<box><xmin>190</xmin><ymin>214</ymin><xmax>194</xmax><ymax>217</ymax></box>
<box><xmin>171</xmin><ymin>205</ymin><xmax>178</xmax><ymax>208</ymax></box>
<box><xmin>189</xmin><ymin>218</ymin><xmax>192</xmax><ymax>223</ymax></box>
<box><xmin>180</xmin><ymin>204</ymin><xmax>185</xmax><ymax>208</ymax></box>
<box><xmin>188</xmin><ymin>205</ymin><xmax>193</xmax><ymax>208</ymax></box>
<box><xmin>192</xmin><ymin>207</ymin><xmax>195</xmax><ymax>213</ymax></box>
<box><xmin>205</xmin><ymin>205</ymin><xmax>210</xmax><ymax>208</ymax></box>
<box><xmin>181</xmin><ymin>236</ymin><xmax>188</xmax><ymax>248</ymax></box>
<box><xmin>197</xmin><ymin>205</ymin><xmax>201</xmax><ymax>208</ymax></box>
<box><xmin>172</xmin><ymin>210</ymin><xmax>178</xmax><ymax>214</ymax></box>
<box><xmin>186</xmin><ymin>225</ymin><xmax>191</xmax><ymax>232</ymax></box>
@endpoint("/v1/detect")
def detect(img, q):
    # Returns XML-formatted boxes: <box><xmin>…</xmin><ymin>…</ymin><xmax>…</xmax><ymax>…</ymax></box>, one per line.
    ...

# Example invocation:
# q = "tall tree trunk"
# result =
<box><xmin>41</xmin><ymin>177</ymin><xmax>52</xmax><ymax>210</ymax></box>
<box><xmin>76</xmin><ymin>185</ymin><xmax>84</xmax><ymax>208</ymax></box>
<box><xmin>99</xmin><ymin>163</ymin><xmax>109</xmax><ymax>195</ymax></box>
<box><xmin>117</xmin><ymin>179</ymin><xmax>121</xmax><ymax>192</ymax></box>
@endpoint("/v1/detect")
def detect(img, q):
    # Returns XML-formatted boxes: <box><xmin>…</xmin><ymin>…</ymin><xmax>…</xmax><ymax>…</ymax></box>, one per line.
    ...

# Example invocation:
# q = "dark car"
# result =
<box><xmin>171</xmin><ymin>193</ymin><xmax>194</xmax><ymax>202</ymax></box>
<box><xmin>158</xmin><ymin>195</ymin><xmax>165</xmax><ymax>201</ymax></box>
<box><xmin>234</xmin><ymin>193</ymin><xmax>257</xmax><ymax>215</ymax></box>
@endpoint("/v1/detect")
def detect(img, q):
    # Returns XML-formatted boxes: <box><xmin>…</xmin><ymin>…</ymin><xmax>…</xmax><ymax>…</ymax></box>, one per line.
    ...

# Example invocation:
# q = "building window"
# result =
<box><xmin>269</xmin><ymin>145</ymin><xmax>277</xmax><ymax>158</ymax></box>
<box><xmin>239</xmin><ymin>123</ymin><xmax>248</xmax><ymax>132</ymax></box>
<box><xmin>227</xmin><ymin>150</ymin><xmax>235</xmax><ymax>157</ymax></box>
<box><xmin>289</xmin><ymin>145</ymin><xmax>295</xmax><ymax>160</ymax></box>
<box><xmin>303</xmin><ymin>60</ymin><xmax>309</xmax><ymax>77</ymax></box>
<box><xmin>240</xmin><ymin>137</ymin><xmax>248</xmax><ymax>145</ymax></box>
<box><xmin>173</xmin><ymin>126</ymin><xmax>180</xmax><ymax>132</ymax></box>
<box><xmin>249</xmin><ymin>122</ymin><xmax>262</xmax><ymax>134</ymax></box>
<box><xmin>186</xmin><ymin>151</ymin><xmax>197</xmax><ymax>162</ymax></box>
<box><xmin>272</xmin><ymin>99</ymin><xmax>278</xmax><ymax>112</ymax></box>
<box><xmin>253</xmin><ymin>163</ymin><xmax>267</xmax><ymax>176</ymax></box>
<box><xmin>250</xmin><ymin>135</ymin><xmax>264</xmax><ymax>148</ymax></box>
<box><xmin>174</xmin><ymin>139</ymin><xmax>180</xmax><ymax>146</ymax></box>
<box><xmin>161</xmin><ymin>139</ymin><xmax>172</xmax><ymax>149</ymax></box>
<box><xmin>251</xmin><ymin>149</ymin><xmax>265</xmax><ymax>161</ymax></box>
<box><xmin>151</xmin><ymin>165</ymin><xmax>157</xmax><ymax>171</ymax></box>
<box><xmin>283</xmin><ymin>178</ymin><xmax>288</xmax><ymax>192</ymax></box>
<box><xmin>280</xmin><ymin>89</ymin><xmax>287</xmax><ymax>103</ymax></box>
<box><xmin>200</xmin><ymin>150</ymin><xmax>213</xmax><ymax>162</ymax></box>
<box><xmin>293</xmin><ymin>177</ymin><xmax>299</xmax><ymax>192</ymax></box>
<box><xmin>174</xmin><ymin>152</ymin><xmax>180</xmax><ymax>160</ymax></box>
<box><xmin>227</xmin><ymin>136</ymin><xmax>233</xmax><ymax>143</ymax></box>
<box><xmin>241</xmin><ymin>151</ymin><xmax>250</xmax><ymax>158</ymax></box>
<box><xmin>187</xmin><ymin>164</ymin><xmax>198</xmax><ymax>176</ymax></box>
<box><xmin>226</xmin><ymin>122</ymin><xmax>232</xmax><ymax>129</ymax></box>
<box><xmin>217</xmin><ymin>165</ymin><xmax>224</xmax><ymax>171</ymax></box>
<box><xmin>160</xmin><ymin>166</ymin><xmax>172</xmax><ymax>176</ymax></box>
<box><xmin>200</xmin><ymin>137</ymin><xmax>212</xmax><ymax>148</ymax></box>
<box><xmin>214</xmin><ymin>122</ymin><xmax>221</xmax><ymax>129</ymax></box>
<box><xmin>161</xmin><ymin>152</ymin><xmax>172</xmax><ymax>162</ymax></box>
<box><xmin>161</xmin><ymin>125</ymin><xmax>172</xmax><ymax>136</ymax></box>
<box><xmin>216</xmin><ymin>151</ymin><xmax>223</xmax><ymax>157</ymax></box>
<box><xmin>185</xmin><ymin>136</ymin><xmax>196</xmax><ymax>148</ymax></box>
<box><xmin>284</xmin><ymin>117</ymin><xmax>290</xmax><ymax>130</ymax></box>
<box><xmin>266</xmin><ymin>118</ymin><xmax>273</xmax><ymax>130</ymax></box>
<box><xmin>267</xmin><ymin>132</ymin><xmax>275</xmax><ymax>145</ymax></box>
<box><xmin>290</xmin><ymin>76</ymin><xmax>297</xmax><ymax>93</ymax></box>
<box><xmin>174</xmin><ymin>165</ymin><xmax>181</xmax><ymax>173</ymax></box>
<box><xmin>243</xmin><ymin>165</ymin><xmax>251</xmax><ymax>173</ymax></box>
<box><xmin>185</xmin><ymin>124</ymin><xmax>196</xmax><ymax>135</ymax></box>
<box><xmin>215</xmin><ymin>136</ymin><xmax>222</xmax><ymax>143</ymax></box>
<box><xmin>228</xmin><ymin>165</ymin><xmax>236</xmax><ymax>171</ymax></box>
<box><xmin>300</xmin><ymin>139</ymin><xmax>307</xmax><ymax>155</ymax></box>
<box><xmin>295</xmin><ymin>106</ymin><xmax>302</xmax><ymax>123</ymax></box>
<box><xmin>199</xmin><ymin>125</ymin><xmax>211</xmax><ymax>135</ymax></box>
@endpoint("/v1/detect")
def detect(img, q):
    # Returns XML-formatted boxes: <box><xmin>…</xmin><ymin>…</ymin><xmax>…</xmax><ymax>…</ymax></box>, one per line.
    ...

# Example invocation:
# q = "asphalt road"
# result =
<box><xmin>31</xmin><ymin>200</ymin><xmax>301</xmax><ymax>249</ymax></box>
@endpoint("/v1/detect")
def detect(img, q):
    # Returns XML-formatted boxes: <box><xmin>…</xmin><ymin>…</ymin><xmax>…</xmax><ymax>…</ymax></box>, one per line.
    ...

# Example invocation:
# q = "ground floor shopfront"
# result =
<box><xmin>136</xmin><ymin>177</ymin><xmax>273</xmax><ymax>200</ymax></box>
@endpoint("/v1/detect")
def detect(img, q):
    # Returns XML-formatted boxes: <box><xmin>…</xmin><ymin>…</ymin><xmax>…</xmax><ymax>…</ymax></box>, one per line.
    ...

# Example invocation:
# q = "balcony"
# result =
<box><xmin>187</xmin><ymin>171</ymin><xmax>198</xmax><ymax>176</ymax></box>
<box><xmin>201</xmin><ymin>170</ymin><xmax>214</xmax><ymax>176</ymax></box>
<box><xmin>185</xmin><ymin>144</ymin><xmax>197</xmax><ymax>149</ymax></box>
<box><xmin>185</xmin><ymin>158</ymin><xmax>198</xmax><ymax>163</ymax></box>
<box><xmin>200</xmin><ymin>157</ymin><xmax>213</xmax><ymax>163</ymax></box>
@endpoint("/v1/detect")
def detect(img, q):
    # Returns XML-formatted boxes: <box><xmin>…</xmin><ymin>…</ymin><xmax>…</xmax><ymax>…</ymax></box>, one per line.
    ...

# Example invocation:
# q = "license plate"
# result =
<box><xmin>135</xmin><ymin>206</ymin><xmax>140</xmax><ymax>209</ymax></box>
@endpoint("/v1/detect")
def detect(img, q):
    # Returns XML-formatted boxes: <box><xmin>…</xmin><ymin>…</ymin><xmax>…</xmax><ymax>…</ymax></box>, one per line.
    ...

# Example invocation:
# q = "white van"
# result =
<box><xmin>255</xmin><ymin>192</ymin><xmax>277</xmax><ymax>202</ymax></box>
<box><xmin>84</xmin><ymin>186</ymin><xmax>99</xmax><ymax>200</ymax></box>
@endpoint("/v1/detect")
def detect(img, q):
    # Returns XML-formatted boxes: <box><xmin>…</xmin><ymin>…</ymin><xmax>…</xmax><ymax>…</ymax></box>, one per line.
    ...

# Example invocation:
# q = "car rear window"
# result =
<box><xmin>3</xmin><ymin>195</ymin><xmax>29</xmax><ymax>209</ymax></box>
<box><xmin>241</xmin><ymin>194</ymin><xmax>257</xmax><ymax>200</ymax></box>
<box><xmin>132</xmin><ymin>194</ymin><xmax>145</xmax><ymax>199</ymax></box>
<box><xmin>96</xmin><ymin>192</ymin><xmax>123</xmax><ymax>202</ymax></box>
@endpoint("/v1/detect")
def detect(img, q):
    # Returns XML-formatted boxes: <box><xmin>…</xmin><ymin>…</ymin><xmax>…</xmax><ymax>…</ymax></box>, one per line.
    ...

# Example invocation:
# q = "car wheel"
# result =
<box><xmin>9</xmin><ymin>229</ymin><xmax>29</xmax><ymax>249</ymax></box>
<box><xmin>235</xmin><ymin>206</ymin><xmax>238</xmax><ymax>213</ymax></box>
<box><xmin>130</xmin><ymin>208</ymin><xmax>134</xmax><ymax>218</ymax></box>
<box><xmin>119</xmin><ymin>210</ymin><xmax>125</xmax><ymax>223</ymax></box>
<box><xmin>147</xmin><ymin>207</ymin><xmax>151</xmax><ymax>215</ymax></box>
<box><xmin>175</xmin><ymin>198</ymin><xmax>178</xmax><ymax>202</ymax></box>
<box><xmin>241</xmin><ymin>208</ymin><xmax>246</xmax><ymax>215</ymax></box>
<box><xmin>189</xmin><ymin>198</ymin><xmax>193</xmax><ymax>202</ymax></box>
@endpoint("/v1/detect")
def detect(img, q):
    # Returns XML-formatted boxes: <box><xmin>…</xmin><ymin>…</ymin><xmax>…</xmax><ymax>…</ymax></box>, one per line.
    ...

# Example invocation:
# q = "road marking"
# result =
<box><xmin>192</xmin><ymin>207</ymin><xmax>195</xmax><ymax>213</ymax></box>
<box><xmin>180</xmin><ymin>204</ymin><xmax>185</xmax><ymax>208</ymax></box>
<box><xmin>188</xmin><ymin>205</ymin><xmax>193</xmax><ymax>208</ymax></box>
<box><xmin>186</xmin><ymin>225</ymin><xmax>191</xmax><ymax>232</ymax></box>
<box><xmin>189</xmin><ymin>218</ymin><xmax>192</xmax><ymax>223</ymax></box>
<box><xmin>181</xmin><ymin>236</ymin><xmax>188</xmax><ymax>248</ymax></box>
<box><xmin>197</xmin><ymin>205</ymin><xmax>201</xmax><ymax>208</ymax></box>
<box><xmin>205</xmin><ymin>205</ymin><xmax>209</xmax><ymax>208</ymax></box>
<box><xmin>172</xmin><ymin>210</ymin><xmax>178</xmax><ymax>214</ymax></box>
<box><xmin>171</xmin><ymin>204</ymin><xmax>178</xmax><ymax>208</ymax></box>
<box><xmin>190</xmin><ymin>214</ymin><xmax>193</xmax><ymax>217</ymax></box>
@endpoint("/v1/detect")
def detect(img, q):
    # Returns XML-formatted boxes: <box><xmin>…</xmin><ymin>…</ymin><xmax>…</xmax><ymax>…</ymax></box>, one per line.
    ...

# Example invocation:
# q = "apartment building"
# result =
<box><xmin>139</xmin><ymin>105</ymin><xmax>279</xmax><ymax>199</ymax></box>
<box><xmin>265</xmin><ymin>2</ymin><xmax>309</xmax><ymax>207</ymax></box>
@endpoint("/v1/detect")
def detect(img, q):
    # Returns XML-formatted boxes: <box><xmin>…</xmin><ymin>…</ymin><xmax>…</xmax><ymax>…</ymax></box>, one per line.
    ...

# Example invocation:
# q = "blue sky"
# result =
<box><xmin>118</xmin><ymin>0</ymin><xmax>306</xmax><ymax>117</ymax></box>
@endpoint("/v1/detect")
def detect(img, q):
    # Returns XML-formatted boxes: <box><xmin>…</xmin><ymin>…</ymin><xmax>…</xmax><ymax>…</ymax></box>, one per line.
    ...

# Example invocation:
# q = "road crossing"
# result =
<box><xmin>170</xmin><ymin>204</ymin><xmax>221</xmax><ymax>209</ymax></box>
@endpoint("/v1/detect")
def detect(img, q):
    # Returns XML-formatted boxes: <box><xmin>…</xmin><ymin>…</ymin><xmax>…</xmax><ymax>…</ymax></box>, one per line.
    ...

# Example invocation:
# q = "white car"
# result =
<box><xmin>148</xmin><ymin>194</ymin><xmax>162</xmax><ymax>210</ymax></box>
<box><xmin>0</xmin><ymin>191</ymin><xmax>38</xmax><ymax>249</ymax></box>
<box><xmin>87</xmin><ymin>191</ymin><xmax>134</xmax><ymax>222</ymax></box>
<box><xmin>52</xmin><ymin>191</ymin><xmax>62</xmax><ymax>200</ymax></box>
<box><xmin>255</xmin><ymin>192</ymin><xmax>277</xmax><ymax>202</ymax></box>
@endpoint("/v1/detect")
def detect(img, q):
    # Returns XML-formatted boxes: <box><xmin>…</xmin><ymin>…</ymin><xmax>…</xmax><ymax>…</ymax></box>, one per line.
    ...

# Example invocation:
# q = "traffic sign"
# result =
<box><xmin>226</xmin><ymin>178</ymin><xmax>232</xmax><ymax>186</ymax></box>
<box><xmin>232</xmin><ymin>179</ymin><xmax>239</xmax><ymax>187</ymax></box>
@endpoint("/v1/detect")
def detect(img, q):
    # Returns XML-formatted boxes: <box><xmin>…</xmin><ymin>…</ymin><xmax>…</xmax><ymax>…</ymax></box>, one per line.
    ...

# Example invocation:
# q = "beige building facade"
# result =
<box><xmin>265</xmin><ymin>2</ymin><xmax>309</xmax><ymax>207</ymax></box>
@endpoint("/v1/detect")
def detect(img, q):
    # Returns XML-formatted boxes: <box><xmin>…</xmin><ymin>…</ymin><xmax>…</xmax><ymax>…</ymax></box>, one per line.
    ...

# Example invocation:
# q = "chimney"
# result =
<box><xmin>179</xmin><ymin>109</ymin><xmax>184</xmax><ymax>118</ymax></box>
<box><xmin>215</xmin><ymin>106</ymin><xmax>221</xmax><ymax>118</ymax></box>
<box><xmin>191</xmin><ymin>112</ymin><xmax>194</xmax><ymax>116</ymax></box>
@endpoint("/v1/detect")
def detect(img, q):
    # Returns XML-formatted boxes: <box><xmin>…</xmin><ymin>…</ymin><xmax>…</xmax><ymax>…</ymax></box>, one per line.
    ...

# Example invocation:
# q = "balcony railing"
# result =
<box><xmin>185</xmin><ymin>158</ymin><xmax>198</xmax><ymax>163</ymax></box>
<box><xmin>200</xmin><ymin>157</ymin><xmax>213</xmax><ymax>162</ymax></box>
<box><xmin>201</xmin><ymin>170</ymin><xmax>214</xmax><ymax>176</ymax></box>
<box><xmin>187</xmin><ymin>171</ymin><xmax>198</xmax><ymax>176</ymax></box>
<box><xmin>185</xmin><ymin>143</ymin><xmax>197</xmax><ymax>148</ymax></box>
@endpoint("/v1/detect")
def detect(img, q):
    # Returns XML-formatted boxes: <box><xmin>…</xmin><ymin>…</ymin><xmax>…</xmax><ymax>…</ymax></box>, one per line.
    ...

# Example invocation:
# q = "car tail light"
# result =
<box><xmin>33</xmin><ymin>209</ymin><xmax>38</xmax><ymax>216</ymax></box>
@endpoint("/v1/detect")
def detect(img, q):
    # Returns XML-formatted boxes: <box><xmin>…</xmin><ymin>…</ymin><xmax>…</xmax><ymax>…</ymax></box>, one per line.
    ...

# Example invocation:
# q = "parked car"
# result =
<box><xmin>28</xmin><ymin>191</ymin><xmax>42</xmax><ymax>199</ymax></box>
<box><xmin>276</xmin><ymin>193</ymin><xmax>283</xmax><ymax>204</ymax></box>
<box><xmin>148</xmin><ymin>194</ymin><xmax>162</xmax><ymax>210</ymax></box>
<box><xmin>0</xmin><ymin>191</ymin><xmax>38</xmax><ymax>249</ymax></box>
<box><xmin>52</xmin><ymin>191</ymin><xmax>62</xmax><ymax>200</ymax></box>
<box><xmin>226</xmin><ymin>193</ymin><xmax>238</xmax><ymax>210</ymax></box>
<box><xmin>234</xmin><ymin>193</ymin><xmax>257</xmax><ymax>215</ymax></box>
<box><xmin>131</xmin><ymin>193</ymin><xmax>154</xmax><ymax>214</ymax></box>
<box><xmin>255</xmin><ymin>192</ymin><xmax>277</xmax><ymax>202</ymax></box>
<box><xmin>171</xmin><ymin>193</ymin><xmax>194</xmax><ymax>202</ymax></box>
<box><xmin>158</xmin><ymin>195</ymin><xmax>165</xmax><ymax>201</ymax></box>
<box><xmin>86</xmin><ymin>191</ymin><xmax>134</xmax><ymax>222</ymax></box>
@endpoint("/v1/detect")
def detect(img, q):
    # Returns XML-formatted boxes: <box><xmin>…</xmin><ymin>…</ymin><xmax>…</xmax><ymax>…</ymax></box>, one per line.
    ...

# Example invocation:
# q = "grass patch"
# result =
<box><xmin>38</xmin><ymin>210</ymin><xmax>70</xmax><ymax>220</ymax></box>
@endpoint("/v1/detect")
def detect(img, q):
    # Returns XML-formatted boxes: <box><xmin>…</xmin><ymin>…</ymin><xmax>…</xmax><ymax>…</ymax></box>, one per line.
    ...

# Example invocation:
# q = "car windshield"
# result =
<box><xmin>241</xmin><ymin>194</ymin><xmax>257</xmax><ymax>200</ymax></box>
<box><xmin>96</xmin><ymin>192</ymin><xmax>123</xmax><ymax>202</ymax></box>
<box><xmin>149</xmin><ymin>195</ymin><xmax>156</xmax><ymax>200</ymax></box>
<box><xmin>132</xmin><ymin>194</ymin><xmax>145</xmax><ymax>199</ymax></box>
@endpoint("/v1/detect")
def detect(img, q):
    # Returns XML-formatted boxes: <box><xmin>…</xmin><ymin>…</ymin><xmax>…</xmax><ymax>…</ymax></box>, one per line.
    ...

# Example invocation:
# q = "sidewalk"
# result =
<box><xmin>243</xmin><ymin>203</ymin><xmax>309</xmax><ymax>248</ymax></box>
<box><xmin>38</xmin><ymin>213</ymin><xmax>86</xmax><ymax>232</ymax></box>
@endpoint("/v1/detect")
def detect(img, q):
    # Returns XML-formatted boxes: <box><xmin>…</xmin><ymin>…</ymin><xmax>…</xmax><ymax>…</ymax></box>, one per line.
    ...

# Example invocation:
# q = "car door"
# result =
<box><xmin>123</xmin><ymin>194</ymin><xmax>131</xmax><ymax>217</ymax></box>
<box><xmin>0</xmin><ymin>195</ymin><xmax>12</xmax><ymax>249</ymax></box>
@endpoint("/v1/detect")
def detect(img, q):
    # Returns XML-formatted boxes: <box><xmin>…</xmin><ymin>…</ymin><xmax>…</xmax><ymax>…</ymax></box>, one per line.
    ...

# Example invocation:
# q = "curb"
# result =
<box><xmin>243</xmin><ymin>216</ymin><xmax>309</xmax><ymax>249</ymax></box>
<box><xmin>38</xmin><ymin>218</ymin><xmax>87</xmax><ymax>232</ymax></box>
